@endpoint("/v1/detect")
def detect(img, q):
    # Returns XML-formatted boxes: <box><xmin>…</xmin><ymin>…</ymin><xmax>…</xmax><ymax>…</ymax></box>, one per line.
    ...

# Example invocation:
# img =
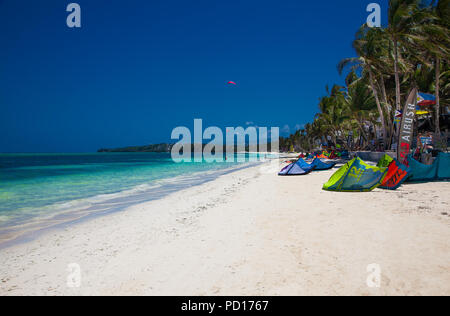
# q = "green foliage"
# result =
<box><xmin>281</xmin><ymin>0</ymin><xmax>450</xmax><ymax>152</ymax></box>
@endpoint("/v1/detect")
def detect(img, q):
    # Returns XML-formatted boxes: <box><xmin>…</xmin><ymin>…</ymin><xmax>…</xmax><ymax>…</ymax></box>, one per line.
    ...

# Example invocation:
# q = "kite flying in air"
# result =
<box><xmin>227</xmin><ymin>81</ymin><xmax>237</xmax><ymax>85</ymax></box>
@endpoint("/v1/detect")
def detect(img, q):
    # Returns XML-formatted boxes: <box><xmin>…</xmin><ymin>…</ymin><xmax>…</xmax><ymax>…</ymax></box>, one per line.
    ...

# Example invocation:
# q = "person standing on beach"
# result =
<box><xmin>424</xmin><ymin>132</ymin><xmax>434</xmax><ymax>154</ymax></box>
<box><xmin>414</xmin><ymin>133</ymin><xmax>423</xmax><ymax>160</ymax></box>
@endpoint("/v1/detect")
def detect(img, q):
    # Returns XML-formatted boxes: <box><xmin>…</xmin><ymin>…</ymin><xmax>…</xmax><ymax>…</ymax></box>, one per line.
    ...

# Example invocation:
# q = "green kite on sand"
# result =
<box><xmin>323</xmin><ymin>157</ymin><xmax>388</xmax><ymax>192</ymax></box>
<box><xmin>376</xmin><ymin>154</ymin><xmax>394</xmax><ymax>168</ymax></box>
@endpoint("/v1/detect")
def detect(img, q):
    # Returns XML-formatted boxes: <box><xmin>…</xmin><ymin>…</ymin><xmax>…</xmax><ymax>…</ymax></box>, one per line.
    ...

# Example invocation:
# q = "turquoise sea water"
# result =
<box><xmin>0</xmin><ymin>152</ymin><xmax>262</xmax><ymax>244</ymax></box>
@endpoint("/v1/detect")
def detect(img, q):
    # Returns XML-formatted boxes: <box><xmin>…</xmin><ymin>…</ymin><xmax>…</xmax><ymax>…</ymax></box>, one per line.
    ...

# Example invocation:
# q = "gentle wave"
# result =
<box><xmin>0</xmin><ymin>161</ymin><xmax>260</xmax><ymax>248</ymax></box>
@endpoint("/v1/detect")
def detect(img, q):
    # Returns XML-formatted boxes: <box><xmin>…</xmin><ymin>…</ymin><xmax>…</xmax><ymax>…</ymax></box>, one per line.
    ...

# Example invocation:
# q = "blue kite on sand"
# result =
<box><xmin>278</xmin><ymin>160</ymin><xmax>315</xmax><ymax>176</ymax></box>
<box><xmin>297</xmin><ymin>158</ymin><xmax>336</xmax><ymax>171</ymax></box>
<box><xmin>406</xmin><ymin>153</ymin><xmax>450</xmax><ymax>182</ymax></box>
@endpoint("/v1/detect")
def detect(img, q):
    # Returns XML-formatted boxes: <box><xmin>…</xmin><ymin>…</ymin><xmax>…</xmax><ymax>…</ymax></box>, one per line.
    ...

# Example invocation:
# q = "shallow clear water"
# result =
<box><xmin>0</xmin><ymin>152</ymin><xmax>263</xmax><ymax>244</ymax></box>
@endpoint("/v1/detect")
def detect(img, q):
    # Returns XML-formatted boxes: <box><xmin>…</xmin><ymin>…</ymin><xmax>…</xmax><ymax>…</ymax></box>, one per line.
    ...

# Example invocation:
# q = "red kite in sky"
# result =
<box><xmin>227</xmin><ymin>81</ymin><xmax>237</xmax><ymax>85</ymax></box>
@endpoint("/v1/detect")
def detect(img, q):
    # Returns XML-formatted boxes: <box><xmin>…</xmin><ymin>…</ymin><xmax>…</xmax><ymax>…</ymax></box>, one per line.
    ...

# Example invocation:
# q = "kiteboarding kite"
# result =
<box><xmin>322</xmin><ymin>158</ymin><xmax>387</xmax><ymax>192</ymax></box>
<box><xmin>278</xmin><ymin>161</ymin><xmax>315</xmax><ymax>176</ymax></box>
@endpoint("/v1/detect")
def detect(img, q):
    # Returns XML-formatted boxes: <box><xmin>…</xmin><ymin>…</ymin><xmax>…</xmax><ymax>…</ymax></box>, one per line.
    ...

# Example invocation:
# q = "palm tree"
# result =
<box><xmin>404</xmin><ymin>0</ymin><xmax>450</xmax><ymax>134</ymax></box>
<box><xmin>386</xmin><ymin>0</ymin><xmax>421</xmax><ymax>111</ymax></box>
<box><xmin>427</xmin><ymin>0</ymin><xmax>450</xmax><ymax>134</ymax></box>
<box><xmin>342</xmin><ymin>76</ymin><xmax>379</xmax><ymax>148</ymax></box>
<box><xmin>315</xmin><ymin>85</ymin><xmax>354</xmax><ymax>149</ymax></box>
<box><xmin>338</xmin><ymin>26</ymin><xmax>390</xmax><ymax>148</ymax></box>
<box><xmin>304</xmin><ymin>123</ymin><xmax>314</xmax><ymax>151</ymax></box>
<box><xmin>279</xmin><ymin>0</ymin><xmax>449</xmax><ymax>153</ymax></box>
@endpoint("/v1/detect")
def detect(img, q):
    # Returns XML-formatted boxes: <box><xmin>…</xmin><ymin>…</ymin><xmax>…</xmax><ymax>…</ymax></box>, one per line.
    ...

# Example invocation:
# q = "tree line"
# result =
<box><xmin>281</xmin><ymin>0</ymin><xmax>449</xmax><ymax>153</ymax></box>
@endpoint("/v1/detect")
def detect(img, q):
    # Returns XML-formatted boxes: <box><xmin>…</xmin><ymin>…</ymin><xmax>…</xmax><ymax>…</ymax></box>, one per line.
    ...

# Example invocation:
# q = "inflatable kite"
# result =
<box><xmin>278</xmin><ymin>160</ymin><xmax>315</xmax><ymax>176</ymax></box>
<box><xmin>379</xmin><ymin>159</ymin><xmax>411</xmax><ymax>190</ymax></box>
<box><xmin>406</xmin><ymin>153</ymin><xmax>450</xmax><ymax>182</ymax></box>
<box><xmin>323</xmin><ymin>158</ymin><xmax>387</xmax><ymax>192</ymax></box>
<box><xmin>297</xmin><ymin>158</ymin><xmax>336</xmax><ymax>171</ymax></box>
<box><xmin>376</xmin><ymin>154</ymin><xmax>394</xmax><ymax>168</ymax></box>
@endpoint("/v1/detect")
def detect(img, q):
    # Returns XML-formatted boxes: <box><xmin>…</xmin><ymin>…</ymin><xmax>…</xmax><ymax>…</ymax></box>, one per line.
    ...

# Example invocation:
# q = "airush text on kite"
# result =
<box><xmin>171</xmin><ymin>119</ymin><xmax>279</xmax><ymax>163</ymax></box>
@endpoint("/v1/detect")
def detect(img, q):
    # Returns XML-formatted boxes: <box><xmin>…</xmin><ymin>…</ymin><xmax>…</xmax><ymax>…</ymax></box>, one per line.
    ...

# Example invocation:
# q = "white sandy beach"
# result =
<box><xmin>0</xmin><ymin>161</ymin><xmax>449</xmax><ymax>296</ymax></box>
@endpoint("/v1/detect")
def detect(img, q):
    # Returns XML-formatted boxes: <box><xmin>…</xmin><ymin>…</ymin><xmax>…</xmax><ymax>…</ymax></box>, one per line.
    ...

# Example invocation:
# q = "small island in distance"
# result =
<box><xmin>98</xmin><ymin>143</ymin><xmax>279</xmax><ymax>153</ymax></box>
<box><xmin>98</xmin><ymin>143</ymin><xmax>173</xmax><ymax>153</ymax></box>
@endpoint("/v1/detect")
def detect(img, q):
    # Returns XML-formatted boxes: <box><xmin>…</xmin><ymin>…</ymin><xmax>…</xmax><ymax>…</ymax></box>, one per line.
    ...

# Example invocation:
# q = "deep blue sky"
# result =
<box><xmin>0</xmin><ymin>0</ymin><xmax>389</xmax><ymax>152</ymax></box>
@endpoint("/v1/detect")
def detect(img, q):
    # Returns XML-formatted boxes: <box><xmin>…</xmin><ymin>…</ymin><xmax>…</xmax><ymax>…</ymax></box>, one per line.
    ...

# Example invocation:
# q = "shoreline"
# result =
<box><xmin>0</xmin><ymin>161</ymin><xmax>263</xmax><ymax>250</ymax></box>
<box><xmin>0</xmin><ymin>161</ymin><xmax>449</xmax><ymax>295</ymax></box>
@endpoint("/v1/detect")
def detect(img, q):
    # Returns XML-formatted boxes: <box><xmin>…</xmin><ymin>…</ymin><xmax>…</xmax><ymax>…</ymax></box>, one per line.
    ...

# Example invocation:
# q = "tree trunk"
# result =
<box><xmin>368</xmin><ymin>69</ymin><xmax>387</xmax><ymax>149</ymax></box>
<box><xmin>339</xmin><ymin>129</ymin><xmax>350</xmax><ymax>150</ymax></box>
<box><xmin>393</xmin><ymin>38</ymin><xmax>402</xmax><ymax>111</ymax></box>
<box><xmin>380</xmin><ymin>75</ymin><xmax>389</xmax><ymax>107</ymax></box>
<box><xmin>435</xmin><ymin>56</ymin><xmax>441</xmax><ymax>135</ymax></box>
<box><xmin>332</xmin><ymin>131</ymin><xmax>337</xmax><ymax>149</ymax></box>
<box><xmin>380</xmin><ymin>75</ymin><xmax>393</xmax><ymax>149</ymax></box>
<box><xmin>380</xmin><ymin>75</ymin><xmax>392</xmax><ymax>124</ymax></box>
<box><xmin>392</xmin><ymin>37</ymin><xmax>402</xmax><ymax>155</ymax></box>
<box><xmin>388</xmin><ymin>120</ymin><xmax>396</xmax><ymax>150</ymax></box>
<box><xmin>357</xmin><ymin>119</ymin><xmax>368</xmax><ymax>146</ymax></box>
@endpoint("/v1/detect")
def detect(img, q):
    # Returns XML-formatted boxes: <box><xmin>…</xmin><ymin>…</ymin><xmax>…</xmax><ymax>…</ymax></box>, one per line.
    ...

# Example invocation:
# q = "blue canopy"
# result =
<box><xmin>296</xmin><ymin>158</ymin><xmax>316</xmax><ymax>172</ymax></box>
<box><xmin>298</xmin><ymin>158</ymin><xmax>336</xmax><ymax>171</ymax></box>
<box><xmin>312</xmin><ymin>158</ymin><xmax>336</xmax><ymax>170</ymax></box>
<box><xmin>438</xmin><ymin>153</ymin><xmax>450</xmax><ymax>180</ymax></box>
<box><xmin>407</xmin><ymin>152</ymin><xmax>450</xmax><ymax>182</ymax></box>
<box><xmin>278</xmin><ymin>161</ymin><xmax>314</xmax><ymax>176</ymax></box>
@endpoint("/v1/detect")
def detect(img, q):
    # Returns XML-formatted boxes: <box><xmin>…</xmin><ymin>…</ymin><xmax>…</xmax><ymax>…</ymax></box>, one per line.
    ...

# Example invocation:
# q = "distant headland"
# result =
<box><xmin>98</xmin><ymin>143</ymin><xmax>173</xmax><ymax>153</ymax></box>
<box><xmin>97</xmin><ymin>143</ymin><xmax>278</xmax><ymax>153</ymax></box>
